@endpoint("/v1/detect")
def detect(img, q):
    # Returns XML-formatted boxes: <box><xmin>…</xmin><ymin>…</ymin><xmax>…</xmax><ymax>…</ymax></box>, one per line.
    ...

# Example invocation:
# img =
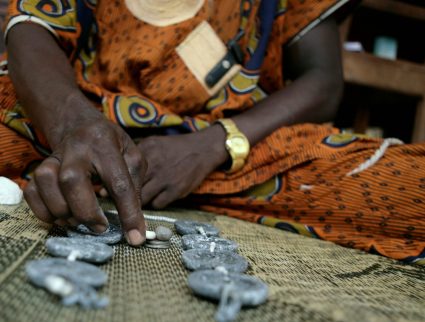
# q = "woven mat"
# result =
<box><xmin>0</xmin><ymin>201</ymin><xmax>424</xmax><ymax>322</ymax></box>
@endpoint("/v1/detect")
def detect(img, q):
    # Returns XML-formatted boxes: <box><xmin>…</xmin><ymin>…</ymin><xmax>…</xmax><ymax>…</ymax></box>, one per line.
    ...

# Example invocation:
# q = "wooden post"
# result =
<box><xmin>339</xmin><ymin>16</ymin><xmax>353</xmax><ymax>44</ymax></box>
<box><xmin>412</xmin><ymin>97</ymin><xmax>425</xmax><ymax>143</ymax></box>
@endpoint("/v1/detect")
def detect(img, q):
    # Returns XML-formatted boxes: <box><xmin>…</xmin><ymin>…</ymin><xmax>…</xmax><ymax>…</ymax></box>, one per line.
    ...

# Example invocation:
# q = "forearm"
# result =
<box><xmin>7</xmin><ymin>23</ymin><xmax>102</xmax><ymax>149</ymax></box>
<box><xmin>232</xmin><ymin>68</ymin><xmax>342</xmax><ymax>146</ymax></box>
<box><xmin>199</xmin><ymin>18</ymin><xmax>343</xmax><ymax>163</ymax></box>
<box><xmin>233</xmin><ymin>18</ymin><xmax>342</xmax><ymax>146</ymax></box>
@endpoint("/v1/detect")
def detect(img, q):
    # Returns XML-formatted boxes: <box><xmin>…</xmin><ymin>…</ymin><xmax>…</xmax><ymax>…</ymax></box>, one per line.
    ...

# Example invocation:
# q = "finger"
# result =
<box><xmin>141</xmin><ymin>178</ymin><xmax>164</xmax><ymax>207</ymax></box>
<box><xmin>33</xmin><ymin>157</ymin><xmax>71</xmax><ymax>219</ymax></box>
<box><xmin>58</xmin><ymin>161</ymin><xmax>108</xmax><ymax>233</ymax></box>
<box><xmin>151</xmin><ymin>187</ymin><xmax>179</xmax><ymax>210</ymax></box>
<box><xmin>142</xmin><ymin>166</ymin><xmax>153</xmax><ymax>185</ymax></box>
<box><xmin>67</xmin><ymin>217</ymin><xmax>80</xmax><ymax>227</ymax></box>
<box><xmin>123</xmin><ymin>145</ymin><xmax>146</xmax><ymax>206</ymax></box>
<box><xmin>55</xmin><ymin>218</ymin><xmax>68</xmax><ymax>227</ymax></box>
<box><xmin>24</xmin><ymin>180</ymin><xmax>55</xmax><ymax>223</ymax></box>
<box><xmin>95</xmin><ymin>148</ymin><xmax>146</xmax><ymax>246</ymax></box>
<box><xmin>137</xmin><ymin>140</ymin><xmax>155</xmax><ymax>185</ymax></box>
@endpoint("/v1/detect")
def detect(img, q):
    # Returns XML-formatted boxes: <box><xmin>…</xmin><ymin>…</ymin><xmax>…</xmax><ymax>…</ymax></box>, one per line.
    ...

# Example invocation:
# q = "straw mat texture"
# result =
<box><xmin>0</xmin><ymin>201</ymin><xmax>424</xmax><ymax>322</ymax></box>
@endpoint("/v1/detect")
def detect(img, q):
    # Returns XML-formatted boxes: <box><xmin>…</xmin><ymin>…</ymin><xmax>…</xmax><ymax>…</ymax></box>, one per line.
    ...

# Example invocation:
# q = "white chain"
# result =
<box><xmin>299</xmin><ymin>137</ymin><xmax>404</xmax><ymax>191</ymax></box>
<box><xmin>346</xmin><ymin>138</ymin><xmax>403</xmax><ymax>176</ymax></box>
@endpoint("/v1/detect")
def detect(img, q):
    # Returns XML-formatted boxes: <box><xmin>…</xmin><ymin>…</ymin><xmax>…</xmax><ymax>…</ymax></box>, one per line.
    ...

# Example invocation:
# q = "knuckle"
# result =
<box><xmin>127</xmin><ymin>152</ymin><xmax>143</xmax><ymax>172</ymax></box>
<box><xmin>58</xmin><ymin>168</ymin><xmax>80</xmax><ymax>186</ymax></box>
<box><xmin>34</xmin><ymin>163</ymin><xmax>57</xmax><ymax>181</ymax></box>
<box><xmin>23</xmin><ymin>183</ymin><xmax>37</xmax><ymax>203</ymax></box>
<box><xmin>84</xmin><ymin>123</ymin><xmax>111</xmax><ymax>139</ymax></box>
<box><xmin>130</xmin><ymin>149</ymin><xmax>143</xmax><ymax>164</ymax></box>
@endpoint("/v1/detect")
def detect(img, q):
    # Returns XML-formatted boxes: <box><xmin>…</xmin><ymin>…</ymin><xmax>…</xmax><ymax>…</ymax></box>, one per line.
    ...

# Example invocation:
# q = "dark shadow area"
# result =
<box><xmin>335</xmin><ymin>84</ymin><xmax>419</xmax><ymax>143</ymax></box>
<box><xmin>0</xmin><ymin>0</ymin><xmax>7</xmax><ymax>54</ymax></box>
<box><xmin>348</xmin><ymin>7</ymin><xmax>425</xmax><ymax>64</ymax></box>
<box><xmin>337</xmin><ymin>0</ymin><xmax>425</xmax><ymax>142</ymax></box>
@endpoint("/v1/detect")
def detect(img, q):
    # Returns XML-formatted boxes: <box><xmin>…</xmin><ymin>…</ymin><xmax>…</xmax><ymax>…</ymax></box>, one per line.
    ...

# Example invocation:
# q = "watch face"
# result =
<box><xmin>227</xmin><ymin>136</ymin><xmax>248</xmax><ymax>155</ymax></box>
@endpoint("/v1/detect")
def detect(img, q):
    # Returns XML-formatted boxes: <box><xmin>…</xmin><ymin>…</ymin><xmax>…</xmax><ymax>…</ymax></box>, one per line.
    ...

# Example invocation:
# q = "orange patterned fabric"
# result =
<box><xmin>2</xmin><ymin>0</ymin><xmax>349</xmax><ymax>131</ymax></box>
<box><xmin>193</xmin><ymin>125</ymin><xmax>425</xmax><ymax>263</ymax></box>
<box><xmin>1</xmin><ymin>0</ymin><xmax>424</xmax><ymax>263</ymax></box>
<box><xmin>0</xmin><ymin>123</ymin><xmax>43</xmax><ymax>187</ymax></box>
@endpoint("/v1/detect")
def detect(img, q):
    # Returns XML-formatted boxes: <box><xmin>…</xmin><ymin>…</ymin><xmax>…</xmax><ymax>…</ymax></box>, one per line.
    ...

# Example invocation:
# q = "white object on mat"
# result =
<box><xmin>0</xmin><ymin>176</ymin><xmax>23</xmax><ymax>205</ymax></box>
<box><xmin>145</xmin><ymin>230</ymin><xmax>157</xmax><ymax>240</ymax></box>
<box><xmin>106</xmin><ymin>209</ymin><xmax>177</xmax><ymax>223</ymax></box>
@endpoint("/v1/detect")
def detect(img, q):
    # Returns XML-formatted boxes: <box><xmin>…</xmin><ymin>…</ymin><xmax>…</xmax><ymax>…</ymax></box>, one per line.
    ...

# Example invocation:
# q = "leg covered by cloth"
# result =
<box><xmin>194</xmin><ymin>124</ymin><xmax>425</xmax><ymax>264</ymax></box>
<box><xmin>0</xmin><ymin>123</ymin><xmax>43</xmax><ymax>187</ymax></box>
<box><xmin>0</xmin><ymin>74</ymin><xmax>45</xmax><ymax>186</ymax></box>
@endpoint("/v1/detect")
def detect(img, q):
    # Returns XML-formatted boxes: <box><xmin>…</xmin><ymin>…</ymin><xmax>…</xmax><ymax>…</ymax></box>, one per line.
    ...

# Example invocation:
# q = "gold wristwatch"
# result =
<box><xmin>216</xmin><ymin>119</ymin><xmax>250</xmax><ymax>173</ymax></box>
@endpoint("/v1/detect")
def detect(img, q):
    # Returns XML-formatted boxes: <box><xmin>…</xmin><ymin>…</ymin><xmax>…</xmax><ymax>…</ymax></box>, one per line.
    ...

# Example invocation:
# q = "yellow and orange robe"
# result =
<box><xmin>1</xmin><ymin>0</ymin><xmax>424</xmax><ymax>264</ymax></box>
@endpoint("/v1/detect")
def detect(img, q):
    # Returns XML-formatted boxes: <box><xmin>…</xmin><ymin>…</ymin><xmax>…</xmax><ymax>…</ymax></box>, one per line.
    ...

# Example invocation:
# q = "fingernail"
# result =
<box><xmin>126</xmin><ymin>229</ymin><xmax>144</xmax><ymax>246</ymax></box>
<box><xmin>99</xmin><ymin>188</ymin><xmax>109</xmax><ymax>198</ymax></box>
<box><xmin>91</xmin><ymin>224</ymin><xmax>108</xmax><ymax>234</ymax></box>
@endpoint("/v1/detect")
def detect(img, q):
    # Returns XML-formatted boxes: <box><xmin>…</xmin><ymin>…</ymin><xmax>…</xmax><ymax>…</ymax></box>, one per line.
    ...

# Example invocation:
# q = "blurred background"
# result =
<box><xmin>336</xmin><ymin>0</ymin><xmax>425</xmax><ymax>143</ymax></box>
<box><xmin>0</xmin><ymin>0</ymin><xmax>5</xmax><ymax>54</ymax></box>
<box><xmin>0</xmin><ymin>0</ymin><xmax>424</xmax><ymax>143</ymax></box>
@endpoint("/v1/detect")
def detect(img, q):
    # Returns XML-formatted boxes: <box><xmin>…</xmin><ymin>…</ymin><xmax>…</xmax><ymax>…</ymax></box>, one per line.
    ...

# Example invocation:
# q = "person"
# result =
<box><xmin>0</xmin><ymin>0</ymin><xmax>424</xmax><ymax>264</ymax></box>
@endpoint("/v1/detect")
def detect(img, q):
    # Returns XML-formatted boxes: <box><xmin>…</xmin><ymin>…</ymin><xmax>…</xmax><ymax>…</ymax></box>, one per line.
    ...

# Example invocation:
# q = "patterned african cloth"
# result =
<box><xmin>0</xmin><ymin>0</ymin><xmax>424</xmax><ymax>264</ymax></box>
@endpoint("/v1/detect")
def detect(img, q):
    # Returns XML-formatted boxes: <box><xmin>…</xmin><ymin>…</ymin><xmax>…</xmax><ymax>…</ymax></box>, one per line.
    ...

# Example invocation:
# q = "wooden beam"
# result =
<box><xmin>342</xmin><ymin>51</ymin><xmax>425</xmax><ymax>97</ymax></box>
<box><xmin>362</xmin><ymin>0</ymin><xmax>425</xmax><ymax>21</ymax></box>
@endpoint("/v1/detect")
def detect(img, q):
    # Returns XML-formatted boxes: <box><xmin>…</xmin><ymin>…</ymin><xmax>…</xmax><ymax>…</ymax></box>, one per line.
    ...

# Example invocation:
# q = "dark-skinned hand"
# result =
<box><xmin>132</xmin><ymin>124</ymin><xmax>228</xmax><ymax>209</ymax></box>
<box><xmin>24</xmin><ymin>116</ymin><xmax>147</xmax><ymax>246</ymax></box>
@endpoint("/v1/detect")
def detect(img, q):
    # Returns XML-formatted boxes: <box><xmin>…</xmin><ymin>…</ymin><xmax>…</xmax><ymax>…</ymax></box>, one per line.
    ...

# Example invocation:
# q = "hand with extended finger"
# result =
<box><xmin>24</xmin><ymin>117</ymin><xmax>147</xmax><ymax>246</ymax></box>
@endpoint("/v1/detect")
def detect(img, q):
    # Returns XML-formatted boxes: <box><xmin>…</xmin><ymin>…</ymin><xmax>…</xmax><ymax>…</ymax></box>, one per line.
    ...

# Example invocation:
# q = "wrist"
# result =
<box><xmin>197</xmin><ymin>124</ymin><xmax>229</xmax><ymax>166</ymax></box>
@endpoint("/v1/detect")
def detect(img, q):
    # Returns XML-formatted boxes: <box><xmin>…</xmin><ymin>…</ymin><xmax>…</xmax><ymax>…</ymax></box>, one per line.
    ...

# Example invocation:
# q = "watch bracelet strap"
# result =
<box><xmin>216</xmin><ymin>118</ymin><xmax>240</xmax><ymax>135</ymax></box>
<box><xmin>216</xmin><ymin>118</ymin><xmax>250</xmax><ymax>173</ymax></box>
<box><xmin>230</xmin><ymin>158</ymin><xmax>245</xmax><ymax>173</ymax></box>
